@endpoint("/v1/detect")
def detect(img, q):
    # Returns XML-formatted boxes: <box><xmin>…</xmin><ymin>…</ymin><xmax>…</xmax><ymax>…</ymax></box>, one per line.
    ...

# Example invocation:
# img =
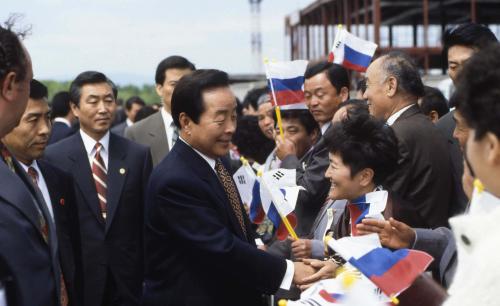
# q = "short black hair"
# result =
<box><xmin>29</xmin><ymin>79</ymin><xmax>47</xmax><ymax>100</ymax></box>
<box><xmin>242</xmin><ymin>86</ymin><xmax>268</xmax><ymax>113</ymax></box>
<box><xmin>171</xmin><ymin>69</ymin><xmax>230</xmax><ymax>128</ymax></box>
<box><xmin>452</xmin><ymin>45</ymin><xmax>500</xmax><ymax>140</ymax></box>
<box><xmin>380</xmin><ymin>51</ymin><xmax>425</xmax><ymax>98</ymax></box>
<box><xmin>356</xmin><ymin>78</ymin><xmax>367</xmax><ymax>94</ymax></box>
<box><xmin>442</xmin><ymin>23</ymin><xmax>498</xmax><ymax>63</ymax></box>
<box><xmin>125</xmin><ymin>96</ymin><xmax>145</xmax><ymax>111</ymax></box>
<box><xmin>232</xmin><ymin>115</ymin><xmax>275</xmax><ymax>164</ymax></box>
<box><xmin>135</xmin><ymin>105</ymin><xmax>157</xmax><ymax>122</ymax></box>
<box><xmin>419</xmin><ymin>86</ymin><xmax>449</xmax><ymax>118</ymax></box>
<box><xmin>338</xmin><ymin>99</ymin><xmax>369</xmax><ymax>112</ymax></box>
<box><xmin>50</xmin><ymin>91</ymin><xmax>71</xmax><ymax>119</ymax></box>
<box><xmin>155</xmin><ymin>55</ymin><xmax>196</xmax><ymax>85</ymax></box>
<box><xmin>304</xmin><ymin>60</ymin><xmax>350</xmax><ymax>93</ymax></box>
<box><xmin>274</xmin><ymin>109</ymin><xmax>319</xmax><ymax>135</ymax></box>
<box><xmin>69</xmin><ymin>71</ymin><xmax>117</xmax><ymax>106</ymax></box>
<box><xmin>324</xmin><ymin>111</ymin><xmax>399</xmax><ymax>186</ymax></box>
<box><xmin>0</xmin><ymin>17</ymin><xmax>29</xmax><ymax>82</ymax></box>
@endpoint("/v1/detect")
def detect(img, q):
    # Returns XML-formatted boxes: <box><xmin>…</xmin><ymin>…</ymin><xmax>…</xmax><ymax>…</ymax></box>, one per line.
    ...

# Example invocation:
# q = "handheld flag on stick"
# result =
<box><xmin>329</xmin><ymin>25</ymin><xmax>378</xmax><ymax>72</ymax></box>
<box><xmin>260</xmin><ymin>168</ymin><xmax>303</xmax><ymax>240</ymax></box>
<box><xmin>232</xmin><ymin>157</ymin><xmax>257</xmax><ymax>208</ymax></box>
<box><xmin>264</xmin><ymin>59</ymin><xmax>309</xmax><ymax>139</ymax></box>
<box><xmin>348</xmin><ymin>190</ymin><xmax>388</xmax><ymax>236</ymax></box>
<box><xmin>327</xmin><ymin>234</ymin><xmax>433</xmax><ymax>299</ymax></box>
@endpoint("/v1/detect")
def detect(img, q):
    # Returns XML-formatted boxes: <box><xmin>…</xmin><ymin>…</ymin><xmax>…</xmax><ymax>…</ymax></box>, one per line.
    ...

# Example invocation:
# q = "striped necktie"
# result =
<box><xmin>92</xmin><ymin>142</ymin><xmax>108</xmax><ymax>221</ymax></box>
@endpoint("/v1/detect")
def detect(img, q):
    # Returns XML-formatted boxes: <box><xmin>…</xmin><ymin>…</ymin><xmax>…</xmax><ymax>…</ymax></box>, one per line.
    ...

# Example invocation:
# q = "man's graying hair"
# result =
<box><xmin>380</xmin><ymin>51</ymin><xmax>425</xmax><ymax>98</ymax></box>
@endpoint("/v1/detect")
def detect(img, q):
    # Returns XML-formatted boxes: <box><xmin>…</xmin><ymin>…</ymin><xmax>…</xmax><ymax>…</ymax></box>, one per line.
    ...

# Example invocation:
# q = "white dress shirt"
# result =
<box><xmin>386</xmin><ymin>104</ymin><xmax>415</xmax><ymax>126</ymax></box>
<box><xmin>126</xmin><ymin>118</ymin><xmax>133</xmax><ymax>127</ymax></box>
<box><xmin>320</xmin><ymin>121</ymin><xmax>332</xmax><ymax>135</ymax></box>
<box><xmin>20</xmin><ymin>160</ymin><xmax>55</xmax><ymax>222</ymax></box>
<box><xmin>161</xmin><ymin>108</ymin><xmax>175</xmax><ymax>149</ymax></box>
<box><xmin>53</xmin><ymin>117</ymin><xmax>71</xmax><ymax>128</ymax></box>
<box><xmin>80</xmin><ymin>129</ymin><xmax>110</xmax><ymax>169</ymax></box>
<box><xmin>179</xmin><ymin>137</ymin><xmax>294</xmax><ymax>290</ymax></box>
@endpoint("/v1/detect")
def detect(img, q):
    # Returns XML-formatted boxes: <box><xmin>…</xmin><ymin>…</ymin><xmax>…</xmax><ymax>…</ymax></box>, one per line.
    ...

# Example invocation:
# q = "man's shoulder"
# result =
<box><xmin>45</xmin><ymin>133</ymin><xmax>79</xmax><ymax>156</ymax></box>
<box><xmin>126</xmin><ymin>112</ymin><xmax>162</xmax><ymax>136</ymax></box>
<box><xmin>111</xmin><ymin>133</ymin><xmax>150</xmax><ymax>157</ymax></box>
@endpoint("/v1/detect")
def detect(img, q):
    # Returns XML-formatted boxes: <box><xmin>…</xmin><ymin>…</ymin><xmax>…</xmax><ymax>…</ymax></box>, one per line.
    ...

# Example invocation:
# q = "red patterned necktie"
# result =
<box><xmin>92</xmin><ymin>143</ymin><xmax>107</xmax><ymax>221</ymax></box>
<box><xmin>214</xmin><ymin>159</ymin><xmax>247</xmax><ymax>237</ymax></box>
<box><xmin>27</xmin><ymin>166</ymin><xmax>69</xmax><ymax>306</ymax></box>
<box><xmin>0</xmin><ymin>144</ymin><xmax>16</xmax><ymax>173</ymax></box>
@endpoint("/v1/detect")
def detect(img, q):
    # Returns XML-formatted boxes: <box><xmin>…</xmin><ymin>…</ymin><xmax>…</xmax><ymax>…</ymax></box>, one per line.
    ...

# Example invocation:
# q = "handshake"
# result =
<box><xmin>292</xmin><ymin>259</ymin><xmax>339</xmax><ymax>290</ymax></box>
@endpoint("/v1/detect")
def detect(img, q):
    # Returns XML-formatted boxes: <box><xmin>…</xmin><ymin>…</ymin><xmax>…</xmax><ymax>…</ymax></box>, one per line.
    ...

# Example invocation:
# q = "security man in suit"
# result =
<box><xmin>0</xmin><ymin>21</ymin><xmax>60</xmax><ymax>306</ymax></box>
<box><xmin>45</xmin><ymin>71</ymin><xmax>152</xmax><ymax>306</ymax></box>
<box><xmin>125</xmin><ymin>56</ymin><xmax>195</xmax><ymax>166</ymax></box>
<box><xmin>2</xmin><ymin>79</ymin><xmax>83</xmax><ymax>305</ymax></box>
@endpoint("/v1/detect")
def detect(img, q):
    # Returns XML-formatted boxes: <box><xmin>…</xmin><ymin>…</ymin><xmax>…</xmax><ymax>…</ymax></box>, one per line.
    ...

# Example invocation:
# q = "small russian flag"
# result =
<box><xmin>328</xmin><ymin>234</ymin><xmax>433</xmax><ymax>298</ymax></box>
<box><xmin>329</xmin><ymin>28</ymin><xmax>378</xmax><ymax>72</ymax></box>
<box><xmin>264</xmin><ymin>60</ymin><xmax>309</xmax><ymax>110</ymax></box>
<box><xmin>249</xmin><ymin>179</ymin><xmax>265</xmax><ymax>224</ymax></box>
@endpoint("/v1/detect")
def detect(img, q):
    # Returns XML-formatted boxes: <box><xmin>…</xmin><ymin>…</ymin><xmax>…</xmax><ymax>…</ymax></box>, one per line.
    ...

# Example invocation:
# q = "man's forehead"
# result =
<box><xmin>23</xmin><ymin>99</ymin><xmax>49</xmax><ymax>114</ymax></box>
<box><xmin>81</xmin><ymin>83</ymin><xmax>113</xmax><ymax>94</ymax></box>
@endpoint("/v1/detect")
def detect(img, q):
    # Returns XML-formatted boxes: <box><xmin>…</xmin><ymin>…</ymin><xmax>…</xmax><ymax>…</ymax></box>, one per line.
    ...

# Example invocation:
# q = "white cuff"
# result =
<box><xmin>279</xmin><ymin>259</ymin><xmax>294</xmax><ymax>290</ymax></box>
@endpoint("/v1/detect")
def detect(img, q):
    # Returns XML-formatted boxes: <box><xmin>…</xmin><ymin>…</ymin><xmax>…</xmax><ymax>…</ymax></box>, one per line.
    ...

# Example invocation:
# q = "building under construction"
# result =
<box><xmin>285</xmin><ymin>0</ymin><xmax>500</xmax><ymax>73</ymax></box>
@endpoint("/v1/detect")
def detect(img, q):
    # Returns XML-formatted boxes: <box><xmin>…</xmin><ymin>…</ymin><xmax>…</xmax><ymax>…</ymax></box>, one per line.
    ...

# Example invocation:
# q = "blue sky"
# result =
<box><xmin>2</xmin><ymin>0</ymin><xmax>313</xmax><ymax>85</ymax></box>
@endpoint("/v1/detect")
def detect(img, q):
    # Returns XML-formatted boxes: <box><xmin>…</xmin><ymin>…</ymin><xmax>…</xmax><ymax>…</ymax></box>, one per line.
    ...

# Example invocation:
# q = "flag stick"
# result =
<box><xmin>263</xmin><ymin>58</ymin><xmax>284</xmax><ymax>140</ymax></box>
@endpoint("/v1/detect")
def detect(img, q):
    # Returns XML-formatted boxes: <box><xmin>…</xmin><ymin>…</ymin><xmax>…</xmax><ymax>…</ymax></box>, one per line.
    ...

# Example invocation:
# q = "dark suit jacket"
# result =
<box><xmin>125</xmin><ymin>112</ymin><xmax>168</xmax><ymax>167</ymax></box>
<box><xmin>281</xmin><ymin>129</ymin><xmax>331</xmax><ymax>236</ymax></box>
<box><xmin>44</xmin><ymin>132</ymin><xmax>152</xmax><ymax>306</ymax></box>
<box><xmin>436</xmin><ymin>111</ymin><xmax>469</xmax><ymax>216</ymax></box>
<box><xmin>388</xmin><ymin>105</ymin><xmax>453</xmax><ymax>228</ymax></box>
<box><xmin>143</xmin><ymin>140</ymin><xmax>287</xmax><ymax>306</ymax></box>
<box><xmin>110</xmin><ymin>121</ymin><xmax>127</xmax><ymax>137</ymax></box>
<box><xmin>0</xmin><ymin>158</ymin><xmax>58</xmax><ymax>306</ymax></box>
<box><xmin>38</xmin><ymin>160</ymin><xmax>84</xmax><ymax>305</ymax></box>
<box><xmin>48</xmin><ymin>121</ymin><xmax>74</xmax><ymax>145</ymax></box>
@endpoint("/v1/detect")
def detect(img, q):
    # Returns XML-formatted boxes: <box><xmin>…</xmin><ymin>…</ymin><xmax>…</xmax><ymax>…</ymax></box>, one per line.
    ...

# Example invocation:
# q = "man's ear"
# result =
<box><xmin>386</xmin><ymin>76</ymin><xmax>398</xmax><ymax>98</ymax></box>
<box><xmin>70</xmin><ymin>102</ymin><xmax>80</xmax><ymax>119</ymax></box>
<box><xmin>1</xmin><ymin>71</ymin><xmax>18</xmax><ymax>102</ymax></box>
<box><xmin>485</xmin><ymin>132</ymin><xmax>500</xmax><ymax>167</ymax></box>
<box><xmin>179</xmin><ymin>112</ymin><xmax>192</xmax><ymax>136</ymax></box>
<box><xmin>155</xmin><ymin>84</ymin><xmax>163</xmax><ymax>100</ymax></box>
<box><xmin>339</xmin><ymin>86</ymin><xmax>349</xmax><ymax>102</ymax></box>
<box><xmin>358</xmin><ymin>168</ymin><xmax>375</xmax><ymax>187</ymax></box>
<box><xmin>429</xmin><ymin>110</ymin><xmax>439</xmax><ymax>124</ymax></box>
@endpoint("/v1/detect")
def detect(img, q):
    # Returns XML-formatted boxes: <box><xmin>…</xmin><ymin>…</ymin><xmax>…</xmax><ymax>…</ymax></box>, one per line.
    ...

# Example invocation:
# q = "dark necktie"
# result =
<box><xmin>92</xmin><ymin>143</ymin><xmax>108</xmax><ymax>221</ymax></box>
<box><xmin>215</xmin><ymin>159</ymin><xmax>247</xmax><ymax>237</ymax></box>
<box><xmin>27</xmin><ymin>166</ymin><xmax>69</xmax><ymax>306</ymax></box>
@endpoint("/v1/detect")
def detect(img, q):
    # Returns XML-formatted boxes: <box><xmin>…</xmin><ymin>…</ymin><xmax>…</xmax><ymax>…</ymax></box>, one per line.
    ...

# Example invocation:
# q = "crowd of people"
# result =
<box><xmin>1</xmin><ymin>17</ymin><xmax>499</xmax><ymax>306</ymax></box>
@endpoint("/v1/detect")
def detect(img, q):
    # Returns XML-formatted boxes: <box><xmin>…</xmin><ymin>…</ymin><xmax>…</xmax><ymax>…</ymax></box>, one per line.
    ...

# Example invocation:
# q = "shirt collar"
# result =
<box><xmin>53</xmin><ymin>117</ymin><xmax>71</xmax><ymax>127</ymax></box>
<box><xmin>386</xmin><ymin>104</ymin><xmax>414</xmax><ymax>126</ymax></box>
<box><xmin>320</xmin><ymin>121</ymin><xmax>332</xmax><ymax>135</ymax></box>
<box><xmin>179</xmin><ymin>136</ymin><xmax>216</xmax><ymax>170</ymax></box>
<box><xmin>79</xmin><ymin>129</ymin><xmax>110</xmax><ymax>156</ymax></box>
<box><xmin>161</xmin><ymin>107</ymin><xmax>173</xmax><ymax>127</ymax></box>
<box><xmin>126</xmin><ymin>118</ymin><xmax>133</xmax><ymax>127</ymax></box>
<box><xmin>19</xmin><ymin>160</ymin><xmax>40</xmax><ymax>173</ymax></box>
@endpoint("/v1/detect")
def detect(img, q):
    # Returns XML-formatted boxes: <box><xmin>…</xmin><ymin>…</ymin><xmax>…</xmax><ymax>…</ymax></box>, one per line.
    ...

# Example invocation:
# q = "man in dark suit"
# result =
<box><xmin>277</xmin><ymin>61</ymin><xmax>350</xmax><ymax>235</ymax></box>
<box><xmin>0</xmin><ymin>22</ymin><xmax>60</xmax><ymax>306</ymax></box>
<box><xmin>143</xmin><ymin>69</ymin><xmax>315</xmax><ymax>306</ymax></box>
<box><xmin>125</xmin><ymin>56</ymin><xmax>195</xmax><ymax>166</ymax></box>
<box><xmin>48</xmin><ymin>91</ymin><xmax>76</xmax><ymax>144</ymax></box>
<box><xmin>3</xmin><ymin>79</ymin><xmax>83</xmax><ymax>305</ymax></box>
<box><xmin>45</xmin><ymin>71</ymin><xmax>153</xmax><ymax>306</ymax></box>
<box><xmin>111</xmin><ymin>96</ymin><xmax>145</xmax><ymax>136</ymax></box>
<box><xmin>436</xmin><ymin>23</ymin><xmax>498</xmax><ymax>216</ymax></box>
<box><xmin>363</xmin><ymin>51</ymin><xmax>452</xmax><ymax>228</ymax></box>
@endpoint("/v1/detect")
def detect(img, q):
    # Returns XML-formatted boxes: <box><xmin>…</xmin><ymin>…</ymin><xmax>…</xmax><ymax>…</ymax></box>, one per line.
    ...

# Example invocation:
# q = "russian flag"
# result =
<box><xmin>319</xmin><ymin>290</ymin><xmax>345</xmax><ymax>303</ymax></box>
<box><xmin>264</xmin><ymin>60</ymin><xmax>309</xmax><ymax>110</ymax></box>
<box><xmin>329</xmin><ymin>28</ymin><xmax>378</xmax><ymax>72</ymax></box>
<box><xmin>328</xmin><ymin>234</ymin><xmax>433</xmax><ymax>297</ymax></box>
<box><xmin>348</xmin><ymin>190</ymin><xmax>388</xmax><ymax>236</ymax></box>
<box><xmin>249</xmin><ymin>179</ymin><xmax>265</xmax><ymax>224</ymax></box>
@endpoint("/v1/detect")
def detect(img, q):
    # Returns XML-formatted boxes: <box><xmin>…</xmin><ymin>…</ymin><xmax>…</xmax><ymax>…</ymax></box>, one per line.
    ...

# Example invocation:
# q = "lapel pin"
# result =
<box><xmin>60</xmin><ymin>198</ymin><xmax>65</xmax><ymax>206</ymax></box>
<box><xmin>119</xmin><ymin>168</ymin><xmax>126</xmax><ymax>175</ymax></box>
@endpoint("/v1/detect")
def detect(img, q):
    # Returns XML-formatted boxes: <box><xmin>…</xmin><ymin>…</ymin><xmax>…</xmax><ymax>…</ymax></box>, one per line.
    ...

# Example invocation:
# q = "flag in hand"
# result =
<box><xmin>264</xmin><ymin>60</ymin><xmax>309</xmax><ymax>110</ymax></box>
<box><xmin>329</xmin><ymin>28</ymin><xmax>378</xmax><ymax>72</ymax></box>
<box><xmin>348</xmin><ymin>190</ymin><xmax>388</xmax><ymax>236</ymax></box>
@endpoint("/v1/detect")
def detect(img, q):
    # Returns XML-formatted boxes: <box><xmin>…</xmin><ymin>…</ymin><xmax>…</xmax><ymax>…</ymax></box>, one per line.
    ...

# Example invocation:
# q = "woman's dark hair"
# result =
<box><xmin>232</xmin><ymin>115</ymin><xmax>275</xmax><ymax>164</ymax></box>
<box><xmin>324</xmin><ymin>111</ymin><xmax>399</xmax><ymax>186</ymax></box>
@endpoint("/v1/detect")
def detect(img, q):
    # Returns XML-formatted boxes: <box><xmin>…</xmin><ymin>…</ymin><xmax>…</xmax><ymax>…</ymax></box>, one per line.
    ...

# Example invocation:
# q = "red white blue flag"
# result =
<box><xmin>348</xmin><ymin>190</ymin><xmax>388</xmax><ymax>236</ymax></box>
<box><xmin>329</xmin><ymin>28</ymin><xmax>378</xmax><ymax>72</ymax></box>
<box><xmin>264</xmin><ymin>60</ymin><xmax>309</xmax><ymax>110</ymax></box>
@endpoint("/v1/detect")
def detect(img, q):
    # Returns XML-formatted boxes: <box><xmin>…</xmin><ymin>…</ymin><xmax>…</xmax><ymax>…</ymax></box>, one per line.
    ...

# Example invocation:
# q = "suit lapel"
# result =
<box><xmin>394</xmin><ymin>104</ymin><xmax>420</xmax><ymax>123</ymax></box>
<box><xmin>105</xmin><ymin>134</ymin><xmax>127</xmax><ymax>233</ymax></box>
<box><xmin>177</xmin><ymin>141</ymin><xmax>248</xmax><ymax>241</ymax></box>
<box><xmin>68</xmin><ymin>134</ymin><xmax>104</xmax><ymax>227</ymax></box>
<box><xmin>38</xmin><ymin>162</ymin><xmax>64</xmax><ymax>227</ymax></box>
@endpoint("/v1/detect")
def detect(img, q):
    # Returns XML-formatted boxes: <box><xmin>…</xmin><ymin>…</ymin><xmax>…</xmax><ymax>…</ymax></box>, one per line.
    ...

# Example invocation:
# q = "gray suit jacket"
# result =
<box><xmin>110</xmin><ymin>121</ymin><xmax>127</xmax><ymax>137</ymax></box>
<box><xmin>281</xmin><ymin>128</ymin><xmax>331</xmax><ymax>236</ymax></box>
<box><xmin>414</xmin><ymin>227</ymin><xmax>456</xmax><ymax>288</ymax></box>
<box><xmin>125</xmin><ymin>112</ymin><xmax>168</xmax><ymax>167</ymax></box>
